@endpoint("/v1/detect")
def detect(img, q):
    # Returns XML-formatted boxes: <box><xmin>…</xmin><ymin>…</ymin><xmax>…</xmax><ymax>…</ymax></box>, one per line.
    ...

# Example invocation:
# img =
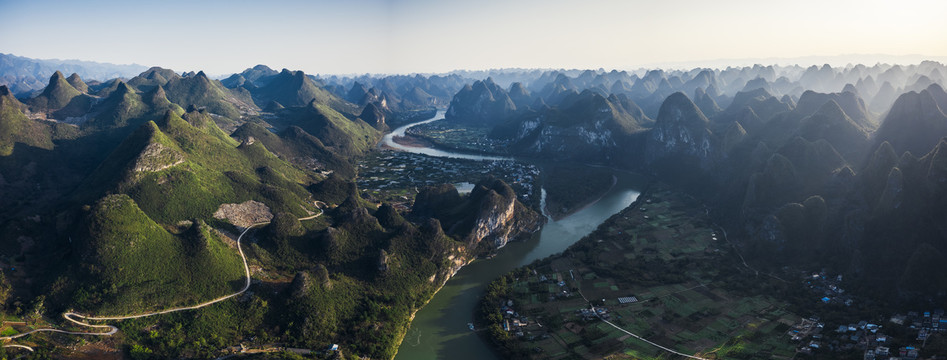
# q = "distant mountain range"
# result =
<box><xmin>434</xmin><ymin>60</ymin><xmax>947</xmax><ymax>304</ymax></box>
<box><xmin>2</xmin><ymin>55</ymin><xmax>946</xmax><ymax>358</ymax></box>
<box><xmin>0</xmin><ymin>53</ymin><xmax>148</xmax><ymax>95</ymax></box>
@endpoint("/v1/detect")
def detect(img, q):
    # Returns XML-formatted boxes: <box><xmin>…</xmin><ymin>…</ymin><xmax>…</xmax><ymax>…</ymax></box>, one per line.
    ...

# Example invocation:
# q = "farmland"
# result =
<box><xmin>480</xmin><ymin>185</ymin><xmax>800</xmax><ymax>359</ymax></box>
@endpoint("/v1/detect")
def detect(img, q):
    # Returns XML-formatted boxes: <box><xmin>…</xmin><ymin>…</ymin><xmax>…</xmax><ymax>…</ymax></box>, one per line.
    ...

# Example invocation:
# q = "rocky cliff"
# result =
<box><xmin>412</xmin><ymin>177</ymin><xmax>542</xmax><ymax>250</ymax></box>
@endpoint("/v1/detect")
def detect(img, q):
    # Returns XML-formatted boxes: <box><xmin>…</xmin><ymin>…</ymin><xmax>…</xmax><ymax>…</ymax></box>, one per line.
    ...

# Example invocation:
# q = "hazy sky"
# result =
<box><xmin>1</xmin><ymin>0</ymin><xmax>946</xmax><ymax>75</ymax></box>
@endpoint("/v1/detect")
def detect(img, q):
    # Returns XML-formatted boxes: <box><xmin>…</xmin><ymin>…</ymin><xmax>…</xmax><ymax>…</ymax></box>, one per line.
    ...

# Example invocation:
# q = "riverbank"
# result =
<box><xmin>393</xmin><ymin>173</ymin><xmax>642</xmax><ymax>360</ymax></box>
<box><xmin>393</xmin><ymin>253</ymin><xmax>474</xmax><ymax>360</ymax></box>
<box><xmin>541</xmin><ymin>163</ymin><xmax>621</xmax><ymax>221</ymax></box>
<box><xmin>379</xmin><ymin>113</ymin><xmax>643</xmax><ymax>359</ymax></box>
<box><xmin>544</xmin><ymin>175</ymin><xmax>617</xmax><ymax>222</ymax></box>
<box><xmin>479</xmin><ymin>183</ymin><xmax>800</xmax><ymax>359</ymax></box>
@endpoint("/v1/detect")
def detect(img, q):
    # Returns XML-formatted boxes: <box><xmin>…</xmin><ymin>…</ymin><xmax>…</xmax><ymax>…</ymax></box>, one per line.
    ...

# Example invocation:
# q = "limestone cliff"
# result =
<box><xmin>411</xmin><ymin>177</ymin><xmax>542</xmax><ymax>251</ymax></box>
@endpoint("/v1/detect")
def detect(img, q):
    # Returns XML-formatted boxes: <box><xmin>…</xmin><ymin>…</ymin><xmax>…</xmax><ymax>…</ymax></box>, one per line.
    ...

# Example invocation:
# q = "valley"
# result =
<box><xmin>0</xmin><ymin>54</ymin><xmax>945</xmax><ymax>360</ymax></box>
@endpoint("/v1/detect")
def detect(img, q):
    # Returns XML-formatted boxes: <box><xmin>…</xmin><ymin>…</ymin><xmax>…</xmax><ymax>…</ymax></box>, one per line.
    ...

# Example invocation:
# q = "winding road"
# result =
<box><xmin>1</xmin><ymin>205</ymin><xmax>323</xmax><ymax>352</ymax></box>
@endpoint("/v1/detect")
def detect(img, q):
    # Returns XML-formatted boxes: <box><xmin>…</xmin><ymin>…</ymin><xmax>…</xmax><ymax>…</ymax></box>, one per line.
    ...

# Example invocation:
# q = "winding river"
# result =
<box><xmin>385</xmin><ymin>111</ymin><xmax>642</xmax><ymax>360</ymax></box>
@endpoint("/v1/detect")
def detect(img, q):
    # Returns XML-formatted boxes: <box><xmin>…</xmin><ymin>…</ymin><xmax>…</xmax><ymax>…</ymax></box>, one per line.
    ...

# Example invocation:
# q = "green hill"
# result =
<box><xmin>0</xmin><ymin>85</ymin><xmax>53</xmax><ymax>156</ymax></box>
<box><xmin>275</xmin><ymin>101</ymin><xmax>380</xmax><ymax>157</ymax></box>
<box><xmin>163</xmin><ymin>71</ymin><xmax>252</xmax><ymax>120</ymax></box>
<box><xmin>75</xmin><ymin>194</ymin><xmax>243</xmax><ymax>314</ymax></box>
<box><xmin>231</xmin><ymin>122</ymin><xmax>356</xmax><ymax>178</ymax></box>
<box><xmin>84</xmin><ymin>82</ymin><xmax>148</xmax><ymax>129</ymax></box>
<box><xmin>127</xmin><ymin>66</ymin><xmax>181</xmax><ymax>91</ymax></box>
<box><xmin>66</xmin><ymin>72</ymin><xmax>89</xmax><ymax>93</ymax></box>
<box><xmin>26</xmin><ymin>70</ymin><xmax>94</xmax><ymax>118</ymax></box>
<box><xmin>254</xmin><ymin>69</ymin><xmax>353</xmax><ymax>111</ymax></box>
<box><xmin>26</xmin><ymin>71</ymin><xmax>82</xmax><ymax>110</ymax></box>
<box><xmin>82</xmin><ymin>109</ymin><xmax>318</xmax><ymax>224</ymax></box>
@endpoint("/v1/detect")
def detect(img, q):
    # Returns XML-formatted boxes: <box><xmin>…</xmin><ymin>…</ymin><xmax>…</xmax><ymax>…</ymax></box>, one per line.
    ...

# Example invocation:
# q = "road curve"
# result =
<box><xmin>576</xmin><ymin>283</ymin><xmax>708</xmax><ymax>360</ymax></box>
<box><xmin>1</xmin><ymin>206</ymin><xmax>323</xmax><ymax>349</ymax></box>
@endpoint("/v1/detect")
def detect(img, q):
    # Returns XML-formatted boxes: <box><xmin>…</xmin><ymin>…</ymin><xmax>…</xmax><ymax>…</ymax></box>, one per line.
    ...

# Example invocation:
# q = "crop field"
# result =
<box><xmin>486</xmin><ymin>186</ymin><xmax>799</xmax><ymax>359</ymax></box>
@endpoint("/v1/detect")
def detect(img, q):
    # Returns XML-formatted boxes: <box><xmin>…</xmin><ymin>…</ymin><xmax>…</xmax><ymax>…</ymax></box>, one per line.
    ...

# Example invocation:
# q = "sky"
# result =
<box><xmin>1</xmin><ymin>0</ymin><xmax>946</xmax><ymax>75</ymax></box>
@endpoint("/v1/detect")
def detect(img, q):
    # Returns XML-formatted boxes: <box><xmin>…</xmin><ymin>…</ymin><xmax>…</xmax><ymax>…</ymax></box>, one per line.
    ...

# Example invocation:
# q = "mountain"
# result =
<box><xmin>26</xmin><ymin>71</ymin><xmax>94</xmax><ymax>118</ymax></box>
<box><xmin>222</xmin><ymin>64</ymin><xmax>279</xmax><ymax>88</ymax></box>
<box><xmin>66</xmin><ymin>73</ymin><xmax>89</xmax><ymax>93</ymax></box>
<box><xmin>0</xmin><ymin>85</ymin><xmax>53</xmax><ymax>156</ymax></box>
<box><xmin>445</xmin><ymin>78</ymin><xmax>516</xmax><ymax>126</ymax></box>
<box><xmin>646</xmin><ymin>92</ymin><xmax>715</xmax><ymax>167</ymax></box>
<box><xmin>79</xmin><ymin>110</ymin><xmax>317</xmax><ymax>224</ymax></box>
<box><xmin>508</xmin><ymin>82</ymin><xmax>532</xmax><ymax>109</ymax></box>
<box><xmin>231</xmin><ymin>122</ymin><xmax>356</xmax><ymax>178</ymax></box>
<box><xmin>76</xmin><ymin>194</ymin><xmax>244</xmax><ymax>313</ymax></box>
<box><xmin>794</xmin><ymin>100</ymin><xmax>870</xmax><ymax>161</ymax></box>
<box><xmin>491</xmin><ymin>90</ymin><xmax>648</xmax><ymax>163</ymax></box>
<box><xmin>0</xmin><ymin>53</ymin><xmax>147</xmax><ymax>95</ymax></box>
<box><xmin>272</xmin><ymin>100</ymin><xmax>380</xmax><ymax>157</ymax></box>
<box><xmin>873</xmin><ymin>88</ymin><xmax>947</xmax><ymax>157</ymax></box>
<box><xmin>794</xmin><ymin>90</ymin><xmax>875</xmax><ymax>131</ymax></box>
<box><xmin>126</xmin><ymin>66</ymin><xmax>182</xmax><ymax>91</ymax></box>
<box><xmin>870</xmin><ymin>81</ymin><xmax>900</xmax><ymax>114</ymax></box>
<box><xmin>723</xmin><ymin>87</ymin><xmax>793</xmax><ymax>122</ymax></box>
<box><xmin>694</xmin><ymin>87</ymin><xmax>723</xmax><ymax>117</ymax></box>
<box><xmin>358</xmin><ymin>101</ymin><xmax>388</xmax><ymax>130</ymax></box>
<box><xmin>163</xmin><ymin>71</ymin><xmax>252</xmax><ymax>119</ymax></box>
<box><xmin>345</xmin><ymin>81</ymin><xmax>371</xmax><ymax>104</ymax></box>
<box><xmin>411</xmin><ymin>177</ymin><xmax>541</xmax><ymax>249</ymax></box>
<box><xmin>253</xmin><ymin>69</ymin><xmax>350</xmax><ymax>110</ymax></box>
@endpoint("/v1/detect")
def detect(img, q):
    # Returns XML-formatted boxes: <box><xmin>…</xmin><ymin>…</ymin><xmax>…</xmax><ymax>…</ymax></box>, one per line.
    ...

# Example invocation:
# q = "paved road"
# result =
<box><xmin>1</xmin><ymin>206</ymin><xmax>323</xmax><ymax>352</ymax></box>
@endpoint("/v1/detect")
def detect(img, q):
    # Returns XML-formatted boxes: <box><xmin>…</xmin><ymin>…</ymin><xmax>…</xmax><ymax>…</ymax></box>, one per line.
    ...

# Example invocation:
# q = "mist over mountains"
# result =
<box><xmin>1</xmin><ymin>54</ymin><xmax>946</xmax><ymax>358</ymax></box>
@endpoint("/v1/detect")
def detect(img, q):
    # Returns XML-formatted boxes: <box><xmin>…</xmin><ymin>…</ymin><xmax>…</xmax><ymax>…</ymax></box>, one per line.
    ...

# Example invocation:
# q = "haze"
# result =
<box><xmin>1</xmin><ymin>0</ymin><xmax>945</xmax><ymax>75</ymax></box>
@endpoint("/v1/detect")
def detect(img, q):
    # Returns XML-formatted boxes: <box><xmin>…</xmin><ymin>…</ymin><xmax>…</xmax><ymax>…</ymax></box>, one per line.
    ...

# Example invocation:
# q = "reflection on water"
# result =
<box><xmin>394</xmin><ymin>175</ymin><xmax>640</xmax><ymax>360</ymax></box>
<box><xmin>381</xmin><ymin>111</ymin><xmax>513</xmax><ymax>161</ymax></box>
<box><xmin>384</xmin><ymin>112</ymin><xmax>642</xmax><ymax>360</ymax></box>
<box><xmin>453</xmin><ymin>182</ymin><xmax>475</xmax><ymax>194</ymax></box>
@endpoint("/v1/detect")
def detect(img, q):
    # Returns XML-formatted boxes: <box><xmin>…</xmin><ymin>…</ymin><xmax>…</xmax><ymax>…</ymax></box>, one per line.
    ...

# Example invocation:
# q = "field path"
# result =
<box><xmin>575</xmin><ymin>280</ymin><xmax>708</xmax><ymax>360</ymax></box>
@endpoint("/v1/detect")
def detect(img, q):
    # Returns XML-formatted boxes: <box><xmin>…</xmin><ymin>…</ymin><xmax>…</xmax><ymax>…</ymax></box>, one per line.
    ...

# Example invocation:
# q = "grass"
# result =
<box><xmin>0</xmin><ymin>93</ymin><xmax>53</xmax><ymax>156</ymax></box>
<box><xmin>77</xmin><ymin>194</ymin><xmax>243</xmax><ymax>314</ymax></box>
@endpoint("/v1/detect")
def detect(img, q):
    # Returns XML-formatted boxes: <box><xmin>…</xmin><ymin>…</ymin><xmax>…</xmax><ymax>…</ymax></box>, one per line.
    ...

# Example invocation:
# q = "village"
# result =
<box><xmin>356</xmin><ymin>150</ymin><xmax>540</xmax><ymax>211</ymax></box>
<box><xmin>783</xmin><ymin>270</ymin><xmax>946</xmax><ymax>358</ymax></box>
<box><xmin>405</xmin><ymin>120</ymin><xmax>512</xmax><ymax>155</ymax></box>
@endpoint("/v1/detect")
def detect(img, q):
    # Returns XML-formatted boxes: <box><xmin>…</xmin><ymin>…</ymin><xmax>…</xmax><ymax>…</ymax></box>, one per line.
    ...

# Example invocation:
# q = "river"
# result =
<box><xmin>384</xmin><ymin>111</ymin><xmax>642</xmax><ymax>360</ymax></box>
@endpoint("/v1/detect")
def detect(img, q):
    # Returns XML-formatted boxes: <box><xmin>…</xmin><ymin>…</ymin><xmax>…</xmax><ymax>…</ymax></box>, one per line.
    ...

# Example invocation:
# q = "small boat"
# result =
<box><xmin>467</xmin><ymin>322</ymin><xmax>475</xmax><ymax>331</ymax></box>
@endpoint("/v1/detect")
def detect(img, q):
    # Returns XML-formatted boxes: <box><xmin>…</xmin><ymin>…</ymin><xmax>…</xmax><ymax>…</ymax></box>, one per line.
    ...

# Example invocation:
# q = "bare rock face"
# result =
<box><xmin>466</xmin><ymin>188</ymin><xmax>517</xmax><ymax>248</ymax></box>
<box><xmin>647</xmin><ymin>92</ymin><xmax>715</xmax><ymax>167</ymax></box>
<box><xmin>213</xmin><ymin>200</ymin><xmax>274</xmax><ymax>227</ymax></box>
<box><xmin>413</xmin><ymin>177</ymin><xmax>542</xmax><ymax>250</ymax></box>
<box><xmin>377</xmin><ymin>249</ymin><xmax>389</xmax><ymax>272</ymax></box>
<box><xmin>131</xmin><ymin>142</ymin><xmax>185</xmax><ymax>173</ymax></box>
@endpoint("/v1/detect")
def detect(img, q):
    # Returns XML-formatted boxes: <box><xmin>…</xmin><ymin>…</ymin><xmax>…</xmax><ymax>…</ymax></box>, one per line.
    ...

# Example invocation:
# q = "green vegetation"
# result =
<box><xmin>26</xmin><ymin>71</ymin><xmax>83</xmax><ymax>111</ymax></box>
<box><xmin>0</xmin><ymin>87</ymin><xmax>53</xmax><ymax>156</ymax></box>
<box><xmin>74</xmin><ymin>194</ymin><xmax>243</xmax><ymax>314</ymax></box>
<box><xmin>231</xmin><ymin>121</ymin><xmax>356</xmax><ymax>177</ymax></box>
<box><xmin>480</xmin><ymin>185</ymin><xmax>800</xmax><ymax>359</ymax></box>
<box><xmin>541</xmin><ymin>163</ymin><xmax>616</xmax><ymax>219</ymax></box>
<box><xmin>407</xmin><ymin>120</ymin><xmax>508</xmax><ymax>154</ymax></box>
<box><xmin>273</xmin><ymin>102</ymin><xmax>380</xmax><ymax>157</ymax></box>
<box><xmin>163</xmin><ymin>72</ymin><xmax>247</xmax><ymax>119</ymax></box>
<box><xmin>82</xmin><ymin>110</ymin><xmax>318</xmax><ymax>224</ymax></box>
